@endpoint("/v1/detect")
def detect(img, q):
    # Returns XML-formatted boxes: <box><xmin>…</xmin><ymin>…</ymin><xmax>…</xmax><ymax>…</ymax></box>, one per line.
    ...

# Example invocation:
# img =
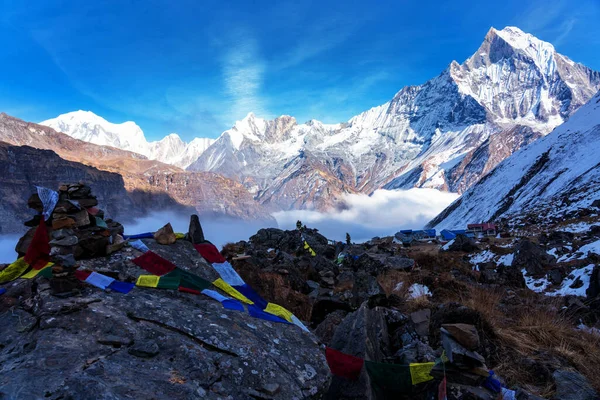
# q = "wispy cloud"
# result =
<box><xmin>222</xmin><ymin>34</ymin><xmax>268</xmax><ymax>120</ymax></box>
<box><xmin>553</xmin><ymin>18</ymin><xmax>577</xmax><ymax>46</ymax></box>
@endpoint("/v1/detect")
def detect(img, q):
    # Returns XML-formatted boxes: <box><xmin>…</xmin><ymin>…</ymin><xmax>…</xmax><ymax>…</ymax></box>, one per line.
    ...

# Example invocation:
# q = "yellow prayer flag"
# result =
<box><xmin>264</xmin><ymin>303</ymin><xmax>294</xmax><ymax>323</ymax></box>
<box><xmin>212</xmin><ymin>278</ymin><xmax>254</xmax><ymax>304</ymax></box>
<box><xmin>136</xmin><ymin>275</ymin><xmax>160</xmax><ymax>288</ymax></box>
<box><xmin>0</xmin><ymin>258</ymin><xmax>31</xmax><ymax>284</ymax></box>
<box><xmin>409</xmin><ymin>362</ymin><xmax>435</xmax><ymax>385</ymax></box>
<box><xmin>21</xmin><ymin>262</ymin><xmax>54</xmax><ymax>279</ymax></box>
<box><xmin>175</xmin><ymin>233</ymin><xmax>185</xmax><ymax>240</ymax></box>
<box><xmin>303</xmin><ymin>241</ymin><xmax>316</xmax><ymax>256</ymax></box>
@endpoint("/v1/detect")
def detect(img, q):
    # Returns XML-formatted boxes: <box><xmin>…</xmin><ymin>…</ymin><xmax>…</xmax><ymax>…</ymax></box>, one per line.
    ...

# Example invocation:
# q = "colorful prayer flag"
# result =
<box><xmin>365</xmin><ymin>360</ymin><xmax>412</xmax><ymax>394</ymax></box>
<box><xmin>0</xmin><ymin>258</ymin><xmax>30</xmax><ymax>283</ymax></box>
<box><xmin>0</xmin><ymin>288</ymin><xmax>6</xmax><ymax>296</ymax></box>
<box><xmin>325</xmin><ymin>347</ymin><xmax>364</xmax><ymax>380</ymax></box>
<box><xmin>156</xmin><ymin>270</ymin><xmax>181</xmax><ymax>289</ymax></box>
<box><xmin>213</xmin><ymin>278</ymin><xmax>254</xmax><ymax>304</ymax></box>
<box><xmin>132</xmin><ymin>251</ymin><xmax>177</xmax><ymax>276</ymax></box>
<box><xmin>194</xmin><ymin>243</ymin><xmax>226</xmax><ymax>263</ymax></box>
<box><xmin>438</xmin><ymin>377</ymin><xmax>447</xmax><ymax>400</ymax></box>
<box><xmin>212</xmin><ymin>261</ymin><xmax>245</xmax><ymax>286</ymax></box>
<box><xmin>409</xmin><ymin>362</ymin><xmax>435</xmax><ymax>385</ymax></box>
<box><xmin>20</xmin><ymin>262</ymin><xmax>53</xmax><ymax>279</ymax></box>
<box><xmin>247</xmin><ymin>304</ymin><xmax>291</xmax><ymax>324</ymax></box>
<box><xmin>108</xmin><ymin>280</ymin><xmax>135</xmax><ymax>294</ymax></box>
<box><xmin>129</xmin><ymin>240</ymin><xmax>149</xmax><ymax>253</ymax></box>
<box><xmin>36</xmin><ymin>186</ymin><xmax>59</xmax><ymax>220</ymax></box>
<box><xmin>201</xmin><ymin>289</ymin><xmax>245</xmax><ymax>311</ymax></box>
<box><xmin>178</xmin><ymin>269</ymin><xmax>211</xmax><ymax>292</ymax></box>
<box><xmin>136</xmin><ymin>275</ymin><xmax>160</xmax><ymax>288</ymax></box>
<box><xmin>265</xmin><ymin>303</ymin><xmax>294</xmax><ymax>323</ymax></box>
<box><xmin>24</xmin><ymin>218</ymin><xmax>50</xmax><ymax>270</ymax></box>
<box><xmin>75</xmin><ymin>270</ymin><xmax>92</xmax><ymax>281</ymax></box>
<box><xmin>303</xmin><ymin>241</ymin><xmax>316</xmax><ymax>256</ymax></box>
<box><xmin>234</xmin><ymin>284</ymin><xmax>268</xmax><ymax>309</ymax></box>
<box><xmin>175</xmin><ymin>233</ymin><xmax>185</xmax><ymax>239</ymax></box>
<box><xmin>84</xmin><ymin>272</ymin><xmax>115</xmax><ymax>290</ymax></box>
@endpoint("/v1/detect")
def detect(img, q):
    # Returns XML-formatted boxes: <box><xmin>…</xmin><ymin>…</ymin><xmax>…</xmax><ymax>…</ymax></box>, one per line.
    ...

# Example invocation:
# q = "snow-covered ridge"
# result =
<box><xmin>41</xmin><ymin>111</ymin><xmax>214</xmax><ymax>168</ymax></box>
<box><xmin>429</xmin><ymin>89</ymin><xmax>600</xmax><ymax>229</ymax></box>
<box><xmin>188</xmin><ymin>26</ymin><xmax>600</xmax><ymax>211</ymax></box>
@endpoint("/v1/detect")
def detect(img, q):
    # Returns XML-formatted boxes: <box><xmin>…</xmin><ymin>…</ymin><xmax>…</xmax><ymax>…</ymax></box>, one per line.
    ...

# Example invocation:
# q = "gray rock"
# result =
<box><xmin>448</xmin><ymin>234</ymin><xmax>479</xmax><ymax>252</ymax></box>
<box><xmin>327</xmin><ymin>303</ymin><xmax>390</xmax><ymax>399</ymax></box>
<box><xmin>442</xmin><ymin>323</ymin><xmax>480</xmax><ymax>350</ymax></box>
<box><xmin>187</xmin><ymin>214</ymin><xmax>205</xmax><ymax>244</ymax></box>
<box><xmin>0</xmin><ymin>240</ymin><xmax>330</xmax><ymax>399</ymax></box>
<box><xmin>49</xmin><ymin>235</ymin><xmax>79</xmax><ymax>246</ymax></box>
<box><xmin>128</xmin><ymin>340</ymin><xmax>160</xmax><ymax>358</ymax></box>
<box><xmin>410</xmin><ymin>309</ymin><xmax>431</xmax><ymax>337</ymax></box>
<box><xmin>552</xmin><ymin>370</ymin><xmax>598</xmax><ymax>400</ymax></box>
<box><xmin>512</xmin><ymin>239</ymin><xmax>556</xmax><ymax>276</ymax></box>
<box><xmin>441</xmin><ymin>328</ymin><xmax>485</xmax><ymax>368</ymax></box>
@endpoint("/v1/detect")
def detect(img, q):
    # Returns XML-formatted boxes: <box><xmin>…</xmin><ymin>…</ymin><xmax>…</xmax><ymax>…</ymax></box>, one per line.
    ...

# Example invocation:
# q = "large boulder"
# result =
<box><xmin>448</xmin><ymin>234</ymin><xmax>479</xmax><ymax>252</ymax></box>
<box><xmin>552</xmin><ymin>370</ymin><xmax>598</xmax><ymax>400</ymax></box>
<box><xmin>326</xmin><ymin>303</ymin><xmax>390</xmax><ymax>399</ymax></box>
<box><xmin>0</xmin><ymin>240</ymin><xmax>330</xmax><ymax>399</ymax></box>
<box><xmin>512</xmin><ymin>239</ymin><xmax>556</xmax><ymax>276</ymax></box>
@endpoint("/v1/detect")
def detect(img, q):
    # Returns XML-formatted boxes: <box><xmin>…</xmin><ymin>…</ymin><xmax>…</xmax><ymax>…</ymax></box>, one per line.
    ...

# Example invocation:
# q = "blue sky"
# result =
<box><xmin>1</xmin><ymin>0</ymin><xmax>599</xmax><ymax>142</ymax></box>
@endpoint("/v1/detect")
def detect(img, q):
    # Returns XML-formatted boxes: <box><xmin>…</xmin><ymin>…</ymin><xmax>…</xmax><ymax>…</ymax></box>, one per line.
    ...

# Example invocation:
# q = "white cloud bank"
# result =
<box><xmin>273</xmin><ymin>188</ymin><xmax>459</xmax><ymax>243</ymax></box>
<box><xmin>0</xmin><ymin>188</ymin><xmax>458</xmax><ymax>262</ymax></box>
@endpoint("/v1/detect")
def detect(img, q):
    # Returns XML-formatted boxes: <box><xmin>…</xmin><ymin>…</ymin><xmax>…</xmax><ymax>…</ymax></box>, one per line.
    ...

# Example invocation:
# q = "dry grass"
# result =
<box><xmin>377</xmin><ymin>270</ymin><xmax>411</xmax><ymax>296</ymax></box>
<box><xmin>488</xmin><ymin>302</ymin><xmax>600</xmax><ymax>393</ymax></box>
<box><xmin>460</xmin><ymin>286</ymin><xmax>505</xmax><ymax>326</ymax></box>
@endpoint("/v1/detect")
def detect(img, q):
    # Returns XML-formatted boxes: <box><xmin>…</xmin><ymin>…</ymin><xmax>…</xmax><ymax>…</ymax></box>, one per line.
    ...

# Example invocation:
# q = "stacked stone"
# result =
<box><xmin>19</xmin><ymin>183</ymin><xmax>125</xmax><ymax>260</ymax></box>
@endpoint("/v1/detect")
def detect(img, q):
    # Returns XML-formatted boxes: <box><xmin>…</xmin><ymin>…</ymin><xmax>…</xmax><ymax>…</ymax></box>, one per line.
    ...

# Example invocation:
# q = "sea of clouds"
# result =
<box><xmin>0</xmin><ymin>188</ymin><xmax>457</xmax><ymax>263</ymax></box>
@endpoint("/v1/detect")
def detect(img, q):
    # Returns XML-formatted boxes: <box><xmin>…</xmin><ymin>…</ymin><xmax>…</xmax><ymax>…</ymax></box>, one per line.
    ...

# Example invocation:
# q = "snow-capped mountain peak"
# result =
<box><xmin>188</xmin><ymin>26</ymin><xmax>599</xmax><ymax>211</ymax></box>
<box><xmin>41</xmin><ymin>111</ymin><xmax>214</xmax><ymax>168</ymax></box>
<box><xmin>42</xmin><ymin>110</ymin><xmax>147</xmax><ymax>152</ymax></box>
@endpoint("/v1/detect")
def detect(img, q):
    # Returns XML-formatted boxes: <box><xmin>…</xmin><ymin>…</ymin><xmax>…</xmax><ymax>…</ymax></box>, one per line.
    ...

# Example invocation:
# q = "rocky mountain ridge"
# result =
<box><xmin>0</xmin><ymin>114</ymin><xmax>274</xmax><ymax>232</ymax></box>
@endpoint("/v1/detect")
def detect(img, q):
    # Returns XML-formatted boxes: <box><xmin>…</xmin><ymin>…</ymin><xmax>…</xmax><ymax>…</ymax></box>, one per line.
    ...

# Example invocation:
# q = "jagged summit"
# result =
<box><xmin>188</xmin><ymin>26</ymin><xmax>600</xmax><ymax>209</ymax></box>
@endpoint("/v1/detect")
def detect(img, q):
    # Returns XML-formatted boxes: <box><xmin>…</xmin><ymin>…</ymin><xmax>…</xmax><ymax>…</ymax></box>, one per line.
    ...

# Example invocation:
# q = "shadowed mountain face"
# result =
<box><xmin>0</xmin><ymin>114</ymin><xmax>274</xmax><ymax>233</ymax></box>
<box><xmin>0</xmin><ymin>142</ymin><xmax>159</xmax><ymax>233</ymax></box>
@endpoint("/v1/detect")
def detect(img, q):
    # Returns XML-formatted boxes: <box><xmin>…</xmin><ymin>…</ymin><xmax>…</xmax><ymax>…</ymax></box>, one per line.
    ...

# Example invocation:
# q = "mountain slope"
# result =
<box><xmin>41</xmin><ymin>111</ymin><xmax>214</xmax><ymax>168</ymax></box>
<box><xmin>428</xmin><ymin>90</ymin><xmax>600</xmax><ymax>230</ymax></box>
<box><xmin>0</xmin><ymin>114</ymin><xmax>274</xmax><ymax>228</ymax></box>
<box><xmin>188</xmin><ymin>26</ymin><xmax>600</xmax><ymax>210</ymax></box>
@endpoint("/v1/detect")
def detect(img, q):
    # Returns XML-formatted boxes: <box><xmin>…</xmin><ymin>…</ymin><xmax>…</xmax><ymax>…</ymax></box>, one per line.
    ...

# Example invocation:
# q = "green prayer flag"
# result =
<box><xmin>365</xmin><ymin>360</ymin><xmax>412</xmax><ymax>395</ymax></box>
<box><xmin>179</xmin><ymin>269</ymin><xmax>211</xmax><ymax>292</ymax></box>
<box><xmin>157</xmin><ymin>270</ymin><xmax>181</xmax><ymax>290</ymax></box>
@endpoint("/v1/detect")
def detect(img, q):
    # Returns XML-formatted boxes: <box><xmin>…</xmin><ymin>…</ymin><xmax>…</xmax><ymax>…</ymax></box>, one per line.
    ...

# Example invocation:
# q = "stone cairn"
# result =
<box><xmin>16</xmin><ymin>183</ymin><xmax>125</xmax><ymax>296</ymax></box>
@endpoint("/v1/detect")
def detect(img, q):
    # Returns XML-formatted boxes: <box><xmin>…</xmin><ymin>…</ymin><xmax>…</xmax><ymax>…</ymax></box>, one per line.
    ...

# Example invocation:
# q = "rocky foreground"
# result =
<box><xmin>2</xmin><ymin>209</ymin><xmax>600</xmax><ymax>399</ymax></box>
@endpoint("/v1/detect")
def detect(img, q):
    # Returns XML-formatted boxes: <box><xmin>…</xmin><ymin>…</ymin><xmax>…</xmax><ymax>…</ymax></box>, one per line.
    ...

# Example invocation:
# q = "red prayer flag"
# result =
<box><xmin>178</xmin><ymin>286</ymin><xmax>201</xmax><ymax>295</ymax></box>
<box><xmin>75</xmin><ymin>270</ymin><xmax>92</xmax><ymax>281</ymax></box>
<box><xmin>24</xmin><ymin>217</ymin><xmax>50</xmax><ymax>270</ymax></box>
<box><xmin>193</xmin><ymin>243</ymin><xmax>226</xmax><ymax>263</ymax></box>
<box><xmin>325</xmin><ymin>347</ymin><xmax>364</xmax><ymax>380</ymax></box>
<box><xmin>438</xmin><ymin>377</ymin><xmax>447</xmax><ymax>400</ymax></box>
<box><xmin>132</xmin><ymin>251</ymin><xmax>177</xmax><ymax>276</ymax></box>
